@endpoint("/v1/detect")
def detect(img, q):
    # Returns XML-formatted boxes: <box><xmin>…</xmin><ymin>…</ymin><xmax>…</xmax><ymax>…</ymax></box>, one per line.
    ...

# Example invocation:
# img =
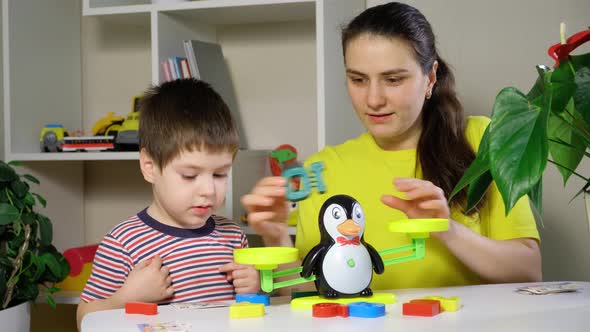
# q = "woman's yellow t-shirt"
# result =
<box><xmin>291</xmin><ymin>116</ymin><xmax>539</xmax><ymax>289</ymax></box>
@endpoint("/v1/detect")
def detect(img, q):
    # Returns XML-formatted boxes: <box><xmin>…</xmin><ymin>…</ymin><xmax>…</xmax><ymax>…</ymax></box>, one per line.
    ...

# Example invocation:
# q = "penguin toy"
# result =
<box><xmin>301</xmin><ymin>195</ymin><xmax>384</xmax><ymax>298</ymax></box>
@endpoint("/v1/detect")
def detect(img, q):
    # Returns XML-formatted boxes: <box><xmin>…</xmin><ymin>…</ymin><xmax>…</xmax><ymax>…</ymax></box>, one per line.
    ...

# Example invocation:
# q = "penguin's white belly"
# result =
<box><xmin>322</xmin><ymin>245</ymin><xmax>372</xmax><ymax>294</ymax></box>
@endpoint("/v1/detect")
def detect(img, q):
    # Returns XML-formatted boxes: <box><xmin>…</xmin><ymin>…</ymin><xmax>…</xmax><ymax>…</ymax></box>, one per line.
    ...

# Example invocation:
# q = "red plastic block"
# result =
<box><xmin>125</xmin><ymin>302</ymin><xmax>158</xmax><ymax>315</ymax></box>
<box><xmin>312</xmin><ymin>303</ymin><xmax>349</xmax><ymax>318</ymax></box>
<box><xmin>402</xmin><ymin>299</ymin><xmax>441</xmax><ymax>317</ymax></box>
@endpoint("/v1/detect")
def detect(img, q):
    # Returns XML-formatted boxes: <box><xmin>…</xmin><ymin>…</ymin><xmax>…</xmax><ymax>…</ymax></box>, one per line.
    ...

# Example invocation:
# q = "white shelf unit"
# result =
<box><xmin>83</xmin><ymin>0</ymin><xmax>366</xmax><ymax>159</ymax></box>
<box><xmin>2</xmin><ymin>0</ymin><xmax>365</xmax><ymax>252</ymax></box>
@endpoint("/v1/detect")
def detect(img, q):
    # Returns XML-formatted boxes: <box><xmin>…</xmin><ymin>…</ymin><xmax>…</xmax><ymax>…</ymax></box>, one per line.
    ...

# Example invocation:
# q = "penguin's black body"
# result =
<box><xmin>301</xmin><ymin>195</ymin><xmax>384</xmax><ymax>298</ymax></box>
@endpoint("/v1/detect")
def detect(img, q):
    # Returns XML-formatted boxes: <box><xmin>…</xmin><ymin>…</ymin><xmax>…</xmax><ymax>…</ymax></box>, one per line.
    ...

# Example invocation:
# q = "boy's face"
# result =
<box><xmin>140</xmin><ymin>148</ymin><xmax>233</xmax><ymax>229</ymax></box>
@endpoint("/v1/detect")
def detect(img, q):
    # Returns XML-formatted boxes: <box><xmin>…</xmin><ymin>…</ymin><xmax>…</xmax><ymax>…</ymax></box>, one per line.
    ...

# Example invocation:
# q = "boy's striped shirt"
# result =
<box><xmin>81</xmin><ymin>209</ymin><xmax>248</xmax><ymax>304</ymax></box>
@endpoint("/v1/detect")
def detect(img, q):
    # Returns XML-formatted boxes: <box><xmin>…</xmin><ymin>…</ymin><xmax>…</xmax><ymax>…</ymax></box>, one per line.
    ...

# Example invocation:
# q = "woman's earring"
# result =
<box><xmin>426</xmin><ymin>90</ymin><xmax>432</xmax><ymax>100</ymax></box>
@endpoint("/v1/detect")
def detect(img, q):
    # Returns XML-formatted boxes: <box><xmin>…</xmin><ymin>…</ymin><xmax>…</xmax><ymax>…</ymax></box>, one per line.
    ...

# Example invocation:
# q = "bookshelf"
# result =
<box><xmin>2</xmin><ymin>0</ymin><xmax>365</xmax><ymax>251</ymax></box>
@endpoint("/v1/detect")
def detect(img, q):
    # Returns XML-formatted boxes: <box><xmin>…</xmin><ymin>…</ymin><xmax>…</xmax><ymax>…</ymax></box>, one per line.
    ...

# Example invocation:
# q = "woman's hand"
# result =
<box><xmin>381</xmin><ymin>178</ymin><xmax>450</xmax><ymax>219</ymax></box>
<box><xmin>241</xmin><ymin>176</ymin><xmax>292</xmax><ymax>246</ymax></box>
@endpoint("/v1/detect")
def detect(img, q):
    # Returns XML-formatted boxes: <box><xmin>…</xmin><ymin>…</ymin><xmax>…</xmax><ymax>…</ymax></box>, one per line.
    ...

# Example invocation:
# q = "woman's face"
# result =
<box><xmin>344</xmin><ymin>34</ymin><xmax>436</xmax><ymax>150</ymax></box>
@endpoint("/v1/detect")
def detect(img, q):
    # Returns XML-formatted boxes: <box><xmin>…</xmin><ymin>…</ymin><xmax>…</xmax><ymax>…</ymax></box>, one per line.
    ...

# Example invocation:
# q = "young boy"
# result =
<box><xmin>77</xmin><ymin>79</ymin><xmax>259</xmax><ymax>328</ymax></box>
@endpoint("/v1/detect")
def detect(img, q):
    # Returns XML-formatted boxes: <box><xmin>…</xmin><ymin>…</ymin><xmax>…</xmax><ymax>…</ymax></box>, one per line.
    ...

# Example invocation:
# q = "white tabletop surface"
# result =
<box><xmin>82</xmin><ymin>281</ymin><xmax>590</xmax><ymax>332</ymax></box>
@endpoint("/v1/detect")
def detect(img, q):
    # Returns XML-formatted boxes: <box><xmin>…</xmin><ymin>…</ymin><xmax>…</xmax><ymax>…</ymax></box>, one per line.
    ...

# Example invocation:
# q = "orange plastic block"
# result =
<box><xmin>125</xmin><ymin>302</ymin><xmax>158</xmax><ymax>315</ymax></box>
<box><xmin>402</xmin><ymin>299</ymin><xmax>441</xmax><ymax>317</ymax></box>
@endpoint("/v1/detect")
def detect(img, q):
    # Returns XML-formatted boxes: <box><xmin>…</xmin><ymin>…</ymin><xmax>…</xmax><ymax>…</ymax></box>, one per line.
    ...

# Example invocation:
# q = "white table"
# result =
<box><xmin>82</xmin><ymin>281</ymin><xmax>590</xmax><ymax>332</ymax></box>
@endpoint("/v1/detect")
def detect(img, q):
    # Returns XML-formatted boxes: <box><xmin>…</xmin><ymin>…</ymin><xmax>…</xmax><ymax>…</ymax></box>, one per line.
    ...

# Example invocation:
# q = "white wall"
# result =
<box><xmin>367</xmin><ymin>0</ymin><xmax>590</xmax><ymax>281</ymax></box>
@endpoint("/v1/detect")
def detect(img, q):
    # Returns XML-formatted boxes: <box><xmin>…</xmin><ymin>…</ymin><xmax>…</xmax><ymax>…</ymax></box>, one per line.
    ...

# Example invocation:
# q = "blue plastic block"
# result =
<box><xmin>235</xmin><ymin>293</ymin><xmax>270</xmax><ymax>306</ymax></box>
<box><xmin>348</xmin><ymin>302</ymin><xmax>385</xmax><ymax>318</ymax></box>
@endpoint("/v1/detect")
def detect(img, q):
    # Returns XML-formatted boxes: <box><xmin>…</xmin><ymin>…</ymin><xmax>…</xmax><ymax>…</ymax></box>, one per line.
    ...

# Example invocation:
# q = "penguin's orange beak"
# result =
<box><xmin>337</xmin><ymin>219</ymin><xmax>361</xmax><ymax>236</ymax></box>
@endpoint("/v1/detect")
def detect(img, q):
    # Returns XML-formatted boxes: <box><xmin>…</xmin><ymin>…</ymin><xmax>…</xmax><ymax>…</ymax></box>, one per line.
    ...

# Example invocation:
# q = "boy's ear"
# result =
<box><xmin>139</xmin><ymin>149</ymin><xmax>157</xmax><ymax>184</ymax></box>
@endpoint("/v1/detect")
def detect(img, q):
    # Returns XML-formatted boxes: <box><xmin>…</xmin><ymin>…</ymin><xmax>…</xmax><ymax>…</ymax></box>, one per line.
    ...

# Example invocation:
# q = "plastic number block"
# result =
<box><xmin>312</xmin><ymin>303</ymin><xmax>349</xmax><ymax>318</ymax></box>
<box><xmin>402</xmin><ymin>299</ymin><xmax>441</xmax><ymax>317</ymax></box>
<box><xmin>348</xmin><ymin>302</ymin><xmax>385</xmax><ymax>318</ymax></box>
<box><xmin>125</xmin><ymin>302</ymin><xmax>158</xmax><ymax>315</ymax></box>
<box><xmin>422</xmin><ymin>296</ymin><xmax>461</xmax><ymax>312</ymax></box>
<box><xmin>236</xmin><ymin>293</ymin><xmax>270</xmax><ymax>306</ymax></box>
<box><xmin>229</xmin><ymin>302</ymin><xmax>265</xmax><ymax>319</ymax></box>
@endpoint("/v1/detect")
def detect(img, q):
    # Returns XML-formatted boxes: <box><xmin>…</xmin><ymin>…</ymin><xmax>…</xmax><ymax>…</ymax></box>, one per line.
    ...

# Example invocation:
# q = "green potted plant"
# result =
<box><xmin>0</xmin><ymin>160</ymin><xmax>69</xmax><ymax>330</ymax></box>
<box><xmin>451</xmin><ymin>25</ymin><xmax>590</xmax><ymax>217</ymax></box>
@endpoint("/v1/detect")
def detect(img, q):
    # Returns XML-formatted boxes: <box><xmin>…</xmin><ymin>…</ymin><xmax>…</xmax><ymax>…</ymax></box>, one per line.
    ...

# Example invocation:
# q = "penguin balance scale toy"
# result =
<box><xmin>301</xmin><ymin>195</ymin><xmax>384</xmax><ymax>298</ymax></box>
<box><xmin>233</xmin><ymin>194</ymin><xmax>449</xmax><ymax>308</ymax></box>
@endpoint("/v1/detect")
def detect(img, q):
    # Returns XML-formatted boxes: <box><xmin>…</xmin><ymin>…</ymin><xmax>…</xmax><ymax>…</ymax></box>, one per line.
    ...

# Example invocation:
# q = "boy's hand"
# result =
<box><xmin>241</xmin><ymin>176</ymin><xmax>291</xmax><ymax>246</ymax></box>
<box><xmin>219</xmin><ymin>262</ymin><xmax>260</xmax><ymax>294</ymax></box>
<box><xmin>115</xmin><ymin>255</ymin><xmax>174</xmax><ymax>304</ymax></box>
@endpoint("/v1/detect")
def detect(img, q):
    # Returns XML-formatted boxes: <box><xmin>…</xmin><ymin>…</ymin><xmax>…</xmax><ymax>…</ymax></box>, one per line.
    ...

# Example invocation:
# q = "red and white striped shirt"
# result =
<box><xmin>81</xmin><ymin>209</ymin><xmax>248</xmax><ymax>304</ymax></box>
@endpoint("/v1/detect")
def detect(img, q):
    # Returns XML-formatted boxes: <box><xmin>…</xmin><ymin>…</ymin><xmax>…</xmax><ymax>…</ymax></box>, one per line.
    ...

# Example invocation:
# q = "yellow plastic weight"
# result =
<box><xmin>388</xmin><ymin>218</ymin><xmax>448</xmax><ymax>236</ymax></box>
<box><xmin>234</xmin><ymin>247</ymin><xmax>299</xmax><ymax>269</ymax></box>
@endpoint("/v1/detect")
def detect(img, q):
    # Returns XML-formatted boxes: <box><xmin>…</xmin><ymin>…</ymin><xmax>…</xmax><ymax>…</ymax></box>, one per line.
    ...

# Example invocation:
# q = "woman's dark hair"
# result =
<box><xmin>342</xmin><ymin>2</ymin><xmax>479</xmax><ymax>212</ymax></box>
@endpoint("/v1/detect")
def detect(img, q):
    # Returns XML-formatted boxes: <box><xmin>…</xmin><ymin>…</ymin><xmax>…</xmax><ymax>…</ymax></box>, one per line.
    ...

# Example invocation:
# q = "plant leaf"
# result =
<box><xmin>39</xmin><ymin>253</ymin><xmax>61</xmax><ymax>278</ymax></box>
<box><xmin>547</xmin><ymin>105</ymin><xmax>585</xmax><ymax>184</ymax></box>
<box><xmin>23</xmin><ymin>193</ymin><xmax>36</xmax><ymax>207</ymax></box>
<box><xmin>489</xmin><ymin>87</ymin><xmax>549</xmax><ymax>214</ymax></box>
<box><xmin>32</xmin><ymin>193</ymin><xmax>47</xmax><ymax>208</ymax></box>
<box><xmin>31</xmin><ymin>253</ymin><xmax>46</xmax><ymax>281</ymax></box>
<box><xmin>465</xmin><ymin>170</ymin><xmax>493</xmax><ymax>213</ymax></box>
<box><xmin>10</xmin><ymin>179</ymin><xmax>29</xmax><ymax>198</ymax></box>
<box><xmin>574</xmin><ymin>67</ymin><xmax>590</xmax><ymax>126</ymax></box>
<box><xmin>46</xmin><ymin>295</ymin><xmax>56</xmax><ymax>309</ymax></box>
<box><xmin>550</xmin><ymin>59</ymin><xmax>577</xmax><ymax>114</ymax></box>
<box><xmin>528</xmin><ymin>177</ymin><xmax>543</xmax><ymax>218</ymax></box>
<box><xmin>571</xmin><ymin>53</ymin><xmax>590</xmax><ymax>72</ymax></box>
<box><xmin>0</xmin><ymin>202</ymin><xmax>20</xmax><ymax>225</ymax></box>
<box><xmin>7</xmin><ymin>161</ymin><xmax>22</xmax><ymax>167</ymax></box>
<box><xmin>21</xmin><ymin>212</ymin><xmax>36</xmax><ymax>225</ymax></box>
<box><xmin>37</xmin><ymin>215</ymin><xmax>53</xmax><ymax>246</ymax></box>
<box><xmin>23</xmin><ymin>174</ymin><xmax>40</xmax><ymax>185</ymax></box>
<box><xmin>451</xmin><ymin>126</ymin><xmax>492</xmax><ymax>201</ymax></box>
<box><xmin>0</xmin><ymin>162</ymin><xmax>18</xmax><ymax>182</ymax></box>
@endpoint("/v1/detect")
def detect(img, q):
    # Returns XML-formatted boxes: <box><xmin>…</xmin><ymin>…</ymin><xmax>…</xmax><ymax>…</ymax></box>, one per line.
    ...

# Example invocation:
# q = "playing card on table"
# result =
<box><xmin>517</xmin><ymin>282</ymin><xmax>580</xmax><ymax>295</ymax></box>
<box><xmin>171</xmin><ymin>301</ymin><xmax>231</xmax><ymax>310</ymax></box>
<box><xmin>137</xmin><ymin>321</ymin><xmax>191</xmax><ymax>332</ymax></box>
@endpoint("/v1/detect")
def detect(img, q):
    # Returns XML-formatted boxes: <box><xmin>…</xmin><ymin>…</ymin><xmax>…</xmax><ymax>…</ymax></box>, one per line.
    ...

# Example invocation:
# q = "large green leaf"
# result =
<box><xmin>574</xmin><ymin>67</ymin><xmax>590</xmax><ymax>125</ymax></box>
<box><xmin>37</xmin><ymin>215</ymin><xmax>53</xmax><ymax>246</ymax></box>
<box><xmin>528</xmin><ymin>177</ymin><xmax>543</xmax><ymax>218</ymax></box>
<box><xmin>489</xmin><ymin>87</ymin><xmax>549</xmax><ymax>214</ymax></box>
<box><xmin>0</xmin><ymin>203</ymin><xmax>20</xmax><ymax>225</ymax></box>
<box><xmin>526</xmin><ymin>65</ymin><xmax>549</xmax><ymax>104</ymax></box>
<box><xmin>547</xmin><ymin>105</ymin><xmax>586</xmax><ymax>184</ymax></box>
<box><xmin>571</xmin><ymin>53</ymin><xmax>590</xmax><ymax>72</ymax></box>
<box><xmin>466</xmin><ymin>170</ymin><xmax>493</xmax><ymax>213</ymax></box>
<box><xmin>550</xmin><ymin>60</ymin><xmax>577</xmax><ymax>114</ymax></box>
<box><xmin>451</xmin><ymin>126</ymin><xmax>492</xmax><ymax>201</ymax></box>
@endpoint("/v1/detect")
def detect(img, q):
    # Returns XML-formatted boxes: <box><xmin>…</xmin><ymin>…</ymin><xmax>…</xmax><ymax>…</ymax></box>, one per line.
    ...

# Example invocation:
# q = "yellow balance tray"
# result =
<box><xmin>234</xmin><ymin>247</ymin><xmax>299</xmax><ymax>270</ymax></box>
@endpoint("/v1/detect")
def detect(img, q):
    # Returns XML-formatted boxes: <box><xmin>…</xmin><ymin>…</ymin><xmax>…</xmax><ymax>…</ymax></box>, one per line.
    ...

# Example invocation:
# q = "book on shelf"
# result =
<box><xmin>183</xmin><ymin>39</ymin><xmax>247</xmax><ymax>148</ymax></box>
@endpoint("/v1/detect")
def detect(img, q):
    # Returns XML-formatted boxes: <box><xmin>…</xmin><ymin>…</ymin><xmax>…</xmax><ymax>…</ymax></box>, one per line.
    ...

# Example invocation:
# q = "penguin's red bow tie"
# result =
<box><xmin>337</xmin><ymin>236</ymin><xmax>360</xmax><ymax>246</ymax></box>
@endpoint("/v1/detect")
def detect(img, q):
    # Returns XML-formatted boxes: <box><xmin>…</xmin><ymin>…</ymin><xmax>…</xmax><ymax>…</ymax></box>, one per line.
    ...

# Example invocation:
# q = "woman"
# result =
<box><xmin>242</xmin><ymin>2</ymin><xmax>541</xmax><ymax>290</ymax></box>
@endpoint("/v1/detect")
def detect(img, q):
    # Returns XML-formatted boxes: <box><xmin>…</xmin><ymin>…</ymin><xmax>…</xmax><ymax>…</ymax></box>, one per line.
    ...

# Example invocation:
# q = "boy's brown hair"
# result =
<box><xmin>139</xmin><ymin>78</ymin><xmax>239</xmax><ymax>169</ymax></box>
